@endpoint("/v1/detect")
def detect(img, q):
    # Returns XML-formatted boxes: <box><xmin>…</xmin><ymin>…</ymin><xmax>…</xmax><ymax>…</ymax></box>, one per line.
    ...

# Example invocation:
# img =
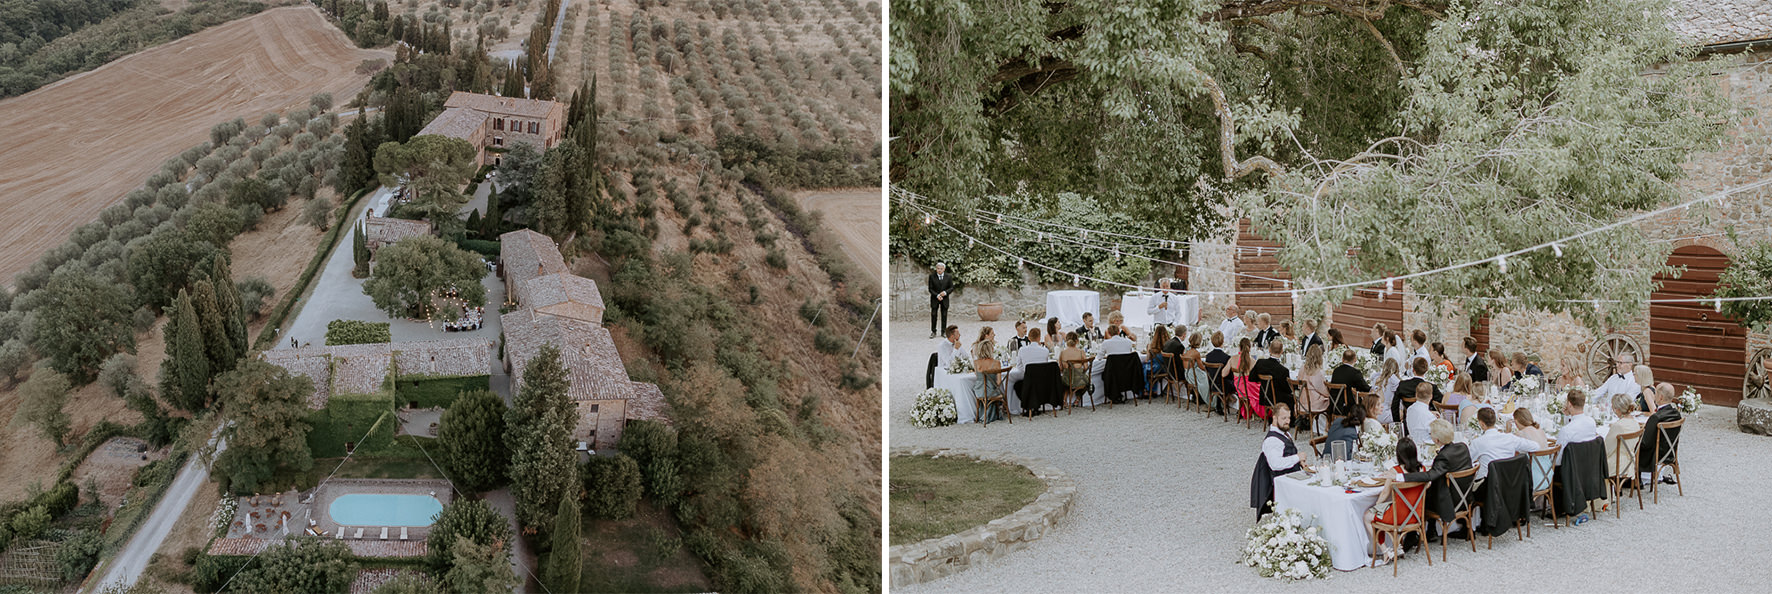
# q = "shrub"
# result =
<box><xmin>9</xmin><ymin>505</ymin><xmax>49</xmax><ymax>540</ymax></box>
<box><xmin>236</xmin><ymin>276</ymin><xmax>275</xmax><ymax>319</ymax></box>
<box><xmin>425</xmin><ymin>499</ymin><xmax>511</xmax><ymax>573</ymax></box>
<box><xmin>765</xmin><ymin>248</ymin><xmax>787</xmax><ymax>269</ymax></box>
<box><xmin>582</xmin><ymin>454</ymin><xmax>642</xmax><ymax>520</ymax></box>
<box><xmin>54</xmin><ymin>529</ymin><xmax>101</xmax><ymax>581</ymax></box>
<box><xmin>813</xmin><ymin>330</ymin><xmax>845</xmax><ymax>354</ymax></box>
<box><xmin>325</xmin><ymin>319</ymin><xmax>391</xmax><ymax>345</ymax></box>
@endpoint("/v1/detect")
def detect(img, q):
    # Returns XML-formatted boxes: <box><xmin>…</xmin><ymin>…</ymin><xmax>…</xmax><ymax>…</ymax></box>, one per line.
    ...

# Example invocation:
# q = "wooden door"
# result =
<box><xmin>1235</xmin><ymin>219</ymin><xmax>1292</xmax><ymax>320</ymax></box>
<box><xmin>1649</xmin><ymin>245</ymin><xmax>1746</xmax><ymax>407</ymax></box>
<box><xmin>1329</xmin><ymin>287</ymin><xmax>1403</xmax><ymax>345</ymax></box>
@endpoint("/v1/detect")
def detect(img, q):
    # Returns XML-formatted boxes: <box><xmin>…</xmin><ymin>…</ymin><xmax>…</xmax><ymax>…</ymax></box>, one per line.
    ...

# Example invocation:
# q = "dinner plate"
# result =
<box><xmin>1353</xmin><ymin>477</ymin><xmax>1385</xmax><ymax>488</ymax></box>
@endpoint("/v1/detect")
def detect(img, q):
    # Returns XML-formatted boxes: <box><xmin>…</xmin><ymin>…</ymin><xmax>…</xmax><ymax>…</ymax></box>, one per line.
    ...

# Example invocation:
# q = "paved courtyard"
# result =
<box><xmin>889</xmin><ymin>319</ymin><xmax>1772</xmax><ymax>591</ymax></box>
<box><xmin>279</xmin><ymin>186</ymin><xmax>504</xmax><ymax>350</ymax></box>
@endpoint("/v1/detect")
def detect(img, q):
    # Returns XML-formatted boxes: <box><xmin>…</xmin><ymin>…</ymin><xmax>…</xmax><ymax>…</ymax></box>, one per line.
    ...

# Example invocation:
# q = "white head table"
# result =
<box><xmin>1045</xmin><ymin>290</ymin><xmax>1100</xmax><ymax>329</ymax></box>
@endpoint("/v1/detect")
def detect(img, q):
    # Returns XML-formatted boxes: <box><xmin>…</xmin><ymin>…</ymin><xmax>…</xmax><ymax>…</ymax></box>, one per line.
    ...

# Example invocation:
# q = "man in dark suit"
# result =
<box><xmin>1400</xmin><ymin>419</ymin><xmax>1473</xmax><ymax>540</ymax></box>
<box><xmin>1463</xmin><ymin>336</ymin><xmax>1489</xmax><ymax>382</ymax></box>
<box><xmin>1078</xmin><ymin>312</ymin><xmax>1104</xmax><ymax>341</ymax></box>
<box><xmin>1006</xmin><ymin>320</ymin><xmax>1030</xmax><ymax>351</ymax></box>
<box><xmin>1253</xmin><ymin>313</ymin><xmax>1279</xmax><ymax>350</ymax></box>
<box><xmin>1298</xmin><ymin>318</ymin><xmax>1324</xmax><ymax>353</ymax></box>
<box><xmin>1392</xmin><ymin>357</ymin><xmax>1445</xmax><ymax>423</ymax></box>
<box><xmin>1329</xmin><ymin>349</ymin><xmax>1371</xmax><ymax>415</ymax></box>
<box><xmin>1250</xmin><ymin>340</ymin><xmax>1294</xmax><ymax>411</ymax></box>
<box><xmin>928</xmin><ymin>263</ymin><xmax>954</xmax><ymax>338</ymax></box>
<box><xmin>1638</xmin><ymin>383</ymin><xmax>1683</xmax><ymax>484</ymax></box>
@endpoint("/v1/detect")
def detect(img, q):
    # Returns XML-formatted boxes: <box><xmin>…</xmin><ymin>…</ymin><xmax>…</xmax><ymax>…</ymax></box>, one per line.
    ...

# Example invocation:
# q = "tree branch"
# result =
<box><xmin>1359</xmin><ymin>17</ymin><xmax>1406</xmax><ymax>74</ymax></box>
<box><xmin>1191</xmin><ymin>66</ymin><xmax>1284</xmax><ymax>180</ymax></box>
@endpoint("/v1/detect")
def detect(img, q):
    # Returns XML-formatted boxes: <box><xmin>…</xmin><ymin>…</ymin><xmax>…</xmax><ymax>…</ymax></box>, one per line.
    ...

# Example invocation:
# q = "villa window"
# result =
<box><xmin>494</xmin><ymin>118</ymin><xmax>503</xmax><ymax>131</ymax></box>
<box><xmin>590</xmin><ymin>404</ymin><xmax>599</xmax><ymax>413</ymax></box>
<box><xmin>493</xmin><ymin>137</ymin><xmax>504</xmax><ymax>146</ymax></box>
<box><xmin>528</xmin><ymin>121</ymin><xmax>539</xmax><ymax>134</ymax></box>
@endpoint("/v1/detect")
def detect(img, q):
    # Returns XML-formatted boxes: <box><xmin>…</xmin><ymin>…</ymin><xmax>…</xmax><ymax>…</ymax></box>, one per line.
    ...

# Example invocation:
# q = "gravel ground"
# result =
<box><xmin>889</xmin><ymin>319</ymin><xmax>1772</xmax><ymax>591</ymax></box>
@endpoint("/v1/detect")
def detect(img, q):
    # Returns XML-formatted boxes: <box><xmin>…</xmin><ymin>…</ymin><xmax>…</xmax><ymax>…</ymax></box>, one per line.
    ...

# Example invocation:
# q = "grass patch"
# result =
<box><xmin>578</xmin><ymin>501</ymin><xmax>712</xmax><ymax>594</ymax></box>
<box><xmin>391</xmin><ymin>375</ymin><xmax>490</xmax><ymax>409</ymax></box>
<box><xmin>889</xmin><ymin>454</ymin><xmax>1044</xmax><ymax>546</ymax></box>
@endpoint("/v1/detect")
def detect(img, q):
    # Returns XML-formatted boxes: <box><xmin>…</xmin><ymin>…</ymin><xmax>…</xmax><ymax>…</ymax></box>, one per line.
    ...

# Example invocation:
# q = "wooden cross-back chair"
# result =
<box><xmin>1650</xmin><ymin>418</ymin><xmax>1685</xmax><ymax>503</ymax></box>
<box><xmin>1606</xmin><ymin>429</ymin><xmax>1644</xmax><ymax>518</ymax></box>
<box><xmin>1370</xmin><ymin>480</ymin><xmax>1432</xmax><ymax>576</ymax></box>
<box><xmin>1427</xmin><ymin>466</ymin><xmax>1480</xmax><ymax>561</ymax></box>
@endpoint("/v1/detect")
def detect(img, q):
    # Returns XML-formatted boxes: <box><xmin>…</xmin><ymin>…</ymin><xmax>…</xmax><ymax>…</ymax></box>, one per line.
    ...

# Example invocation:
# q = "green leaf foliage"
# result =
<box><xmin>213</xmin><ymin>359</ymin><xmax>315</xmax><ymax>493</ymax></box>
<box><xmin>437</xmin><ymin>389</ymin><xmax>510</xmax><ymax>492</ymax></box>
<box><xmin>362</xmin><ymin>236</ymin><xmax>488</xmax><ymax>319</ymax></box>
<box><xmin>544</xmin><ymin>494</ymin><xmax>582</xmax><ymax>594</ymax></box>
<box><xmin>30</xmin><ymin>267</ymin><xmax>135</xmax><ymax>383</ymax></box>
<box><xmin>159</xmin><ymin>290</ymin><xmax>210</xmax><ymax>412</ymax></box>
<box><xmin>425</xmin><ymin>498</ymin><xmax>511</xmax><ymax>574</ymax></box>
<box><xmin>505</xmin><ymin>344</ymin><xmax>578</xmax><ymax>529</ymax></box>
<box><xmin>231</xmin><ymin>538</ymin><xmax>357</xmax><ymax>594</ymax></box>
<box><xmin>324</xmin><ymin>319</ymin><xmax>392</xmax><ymax>346</ymax></box>
<box><xmin>581</xmin><ymin>453</ymin><xmax>642</xmax><ymax>520</ymax></box>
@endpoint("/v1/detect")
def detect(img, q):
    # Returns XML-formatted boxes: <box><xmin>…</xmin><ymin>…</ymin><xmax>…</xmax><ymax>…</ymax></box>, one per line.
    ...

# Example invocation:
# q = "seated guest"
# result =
<box><xmin>1489</xmin><ymin>348</ymin><xmax>1514</xmax><ymax>390</ymax></box>
<box><xmin>1362</xmin><ymin>393</ymin><xmax>1386</xmax><ymax>434</ymax></box>
<box><xmin>1223</xmin><ymin>338</ymin><xmax>1261</xmax><ymax>419</ymax></box>
<box><xmin>1204</xmin><ymin>332</ymin><xmax>1231</xmax><ymax>366</ymax></box>
<box><xmin>1180</xmin><ymin>334</ymin><xmax>1211</xmax><ymax>405</ymax></box>
<box><xmin>1164</xmin><ymin>325</ymin><xmax>1189</xmax><ymax>359</ymax></box>
<box><xmin>1250</xmin><ymin>340</ymin><xmax>1295</xmax><ymax>410</ymax></box>
<box><xmin>1382</xmin><ymin>331</ymin><xmax>1408</xmax><ymax>369</ymax></box>
<box><xmin>1556</xmin><ymin>356</ymin><xmax>1587</xmax><ymax>390</ymax></box>
<box><xmin>1217</xmin><ymin>305</ymin><xmax>1246</xmax><ymax>346</ymax></box>
<box><xmin>1363</xmin><ymin>438</ymin><xmax>1426</xmax><ymax>562</ymax></box>
<box><xmin>1469</xmin><ymin>407</ymin><xmax>1539</xmax><ymax>480</ymax></box>
<box><xmin>1325</xmin><ymin>403</ymin><xmax>1365</xmax><ymax>453</ymax></box>
<box><xmin>1329</xmin><ymin>349</ymin><xmax>1372</xmax><ymax>415</ymax></box>
<box><xmin>1298</xmin><ymin>345</ymin><xmax>1330</xmax><ymax>434</ymax></box>
<box><xmin>1595</xmin><ymin>354</ymin><xmax>1638</xmax><ymax>401</ymax></box>
<box><xmin>1144</xmin><ymin>325</ymin><xmax>1172</xmax><ymax>393</ymax></box>
<box><xmin>936</xmin><ymin>325</ymin><xmax>962</xmax><ymax>369</ymax></box>
<box><xmin>1326</xmin><ymin>328</ymin><xmax>1347</xmax><ymax>351</ymax></box>
<box><xmin>1638</xmin><ymin>382</ymin><xmax>1683</xmax><ymax>484</ymax></box>
<box><xmin>1512</xmin><ymin>352</ymin><xmax>1543</xmax><ymax>377</ymax></box>
<box><xmin>1463</xmin><ymin>336</ymin><xmax>1489</xmax><ymax>383</ymax></box>
<box><xmin>1006</xmin><ymin>328</ymin><xmax>1051</xmax><ymax>384</ymax></box>
<box><xmin>1405</xmin><ymin>383</ymin><xmax>1437</xmax><ymax>447</ymax></box>
<box><xmin>1604</xmin><ymin>393</ymin><xmax>1642</xmax><ymax>483</ymax></box>
<box><xmin>1431</xmin><ymin>342</ymin><xmax>1456</xmax><ymax>379</ymax></box>
<box><xmin>1007</xmin><ymin>320</ymin><xmax>1031</xmax><ymax>351</ymax></box>
<box><xmin>1396</xmin><ymin>419</ymin><xmax>1471</xmax><ymax>539</ymax></box>
<box><xmin>1108</xmin><ymin>311</ymin><xmax>1136</xmax><ymax>343</ymax></box>
<box><xmin>1553</xmin><ymin>389</ymin><xmax>1599</xmax><ymax>465</ymax></box>
<box><xmin>1279</xmin><ymin>319</ymin><xmax>1298</xmax><ymax>345</ymax></box>
<box><xmin>1377</xmin><ymin>358</ymin><xmax>1403</xmax><ymax>425</ymax></box>
<box><xmin>1057</xmin><ymin>332</ymin><xmax>1088</xmax><ymax>368</ymax></box>
<box><xmin>1633</xmin><ymin>364</ymin><xmax>1656</xmax><ymax>413</ymax></box>
<box><xmin>1392</xmin><ymin>358</ymin><xmax>1444</xmax><ymax>422</ymax></box>
<box><xmin>1044</xmin><ymin>317</ymin><xmax>1063</xmax><ymax>350</ymax></box>
<box><xmin>1409</xmin><ymin>330</ymin><xmax>1430</xmax><ymax>366</ymax></box>
<box><xmin>1253</xmin><ymin>313</ymin><xmax>1278</xmax><ymax>349</ymax></box>
<box><xmin>1250</xmin><ymin>402</ymin><xmax>1312</xmax><ymax>520</ymax></box>
<box><xmin>1369</xmin><ymin>323</ymin><xmax>1390</xmax><ymax>358</ymax></box>
<box><xmin>1299</xmin><ymin>318</ymin><xmax>1324</xmax><ymax>352</ymax></box>
<box><xmin>1100</xmin><ymin>325</ymin><xmax>1136</xmax><ymax>355</ymax></box>
<box><xmin>971</xmin><ymin>327</ymin><xmax>998</xmax><ymax>362</ymax></box>
<box><xmin>1447</xmin><ymin>372</ymin><xmax>1475</xmax><ymax>408</ymax></box>
<box><xmin>1078</xmin><ymin>312</ymin><xmax>1104</xmax><ymax>341</ymax></box>
<box><xmin>1512</xmin><ymin>408</ymin><xmax>1549</xmax><ymax>449</ymax></box>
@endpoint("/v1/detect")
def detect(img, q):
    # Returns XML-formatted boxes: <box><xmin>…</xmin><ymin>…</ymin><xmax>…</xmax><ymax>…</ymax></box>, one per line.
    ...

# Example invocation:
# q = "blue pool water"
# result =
<box><xmin>328</xmin><ymin>494</ymin><xmax>443</xmax><ymax>527</ymax></box>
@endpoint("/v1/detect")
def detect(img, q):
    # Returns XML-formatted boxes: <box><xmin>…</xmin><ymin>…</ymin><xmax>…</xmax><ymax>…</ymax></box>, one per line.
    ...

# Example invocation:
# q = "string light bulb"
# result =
<box><xmin>1717</xmin><ymin>299</ymin><xmax>1724</xmax><ymax>313</ymax></box>
<box><xmin>923</xmin><ymin>213</ymin><xmax>932</xmax><ymax>225</ymax></box>
<box><xmin>1497</xmin><ymin>255</ymin><xmax>1508</xmax><ymax>273</ymax></box>
<box><xmin>1551</xmin><ymin>243</ymin><xmax>1563</xmax><ymax>257</ymax></box>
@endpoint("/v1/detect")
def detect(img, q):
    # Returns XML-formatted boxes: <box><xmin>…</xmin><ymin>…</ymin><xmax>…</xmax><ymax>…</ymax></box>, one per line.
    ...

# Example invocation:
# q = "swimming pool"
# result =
<box><xmin>328</xmin><ymin>493</ymin><xmax>443</xmax><ymax>527</ymax></box>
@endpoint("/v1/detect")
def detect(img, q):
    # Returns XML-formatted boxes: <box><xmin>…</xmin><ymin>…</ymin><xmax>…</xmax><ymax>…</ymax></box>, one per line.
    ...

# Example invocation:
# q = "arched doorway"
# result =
<box><xmin>1649</xmin><ymin>245</ymin><xmax>1746</xmax><ymax>407</ymax></box>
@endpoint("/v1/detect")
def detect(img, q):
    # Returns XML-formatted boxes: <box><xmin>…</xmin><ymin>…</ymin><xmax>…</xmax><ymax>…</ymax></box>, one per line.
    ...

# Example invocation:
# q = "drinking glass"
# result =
<box><xmin>1330</xmin><ymin>440</ymin><xmax>1349</xmax><ymax>464</ymax></box>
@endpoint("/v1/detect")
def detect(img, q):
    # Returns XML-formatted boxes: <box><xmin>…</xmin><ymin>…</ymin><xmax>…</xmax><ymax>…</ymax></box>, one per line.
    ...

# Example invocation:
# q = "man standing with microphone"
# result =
<box><xmin>929</xmin><ymin>262</ymin><xmax>954</xmax><ymax>338</ymax></box>
<box><xmin>1147</xmin><ymin>279</ymin><xmax>1178</xmax><ymax>332</ymax></box>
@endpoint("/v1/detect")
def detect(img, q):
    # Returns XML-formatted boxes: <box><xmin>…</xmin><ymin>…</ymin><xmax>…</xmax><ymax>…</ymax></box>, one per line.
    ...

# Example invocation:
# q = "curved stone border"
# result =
<box><xmin>889</xmin><ymin>447</ymin><xmax>1077</xmax><ymax>587</ymax></box>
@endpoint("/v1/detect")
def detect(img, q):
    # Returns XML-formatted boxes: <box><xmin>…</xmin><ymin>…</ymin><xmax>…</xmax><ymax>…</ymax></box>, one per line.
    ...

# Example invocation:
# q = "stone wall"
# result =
<box><xmin>888</xmin><ymin>448</ymin><xmax>1076</xmax><ymax>587</ymax></box>
<box><xmin>890</xmin><ymin>256</ymin><xmax>1140</xmax><ymax>323</ymax></box>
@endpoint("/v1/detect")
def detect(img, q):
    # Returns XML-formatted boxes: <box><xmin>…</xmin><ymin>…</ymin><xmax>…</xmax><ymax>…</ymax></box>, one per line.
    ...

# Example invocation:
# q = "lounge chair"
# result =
<box><xmin>380</xmin><ymin>527</ymin><xmax>388</xmax><ymax>540</ymax></box>
<box><xmin>353</xmin><ymin>528</ymin><xmax>364</xmax><ymax>539</ymax></box>
<box><xmin>335</xmin><ymin>527</ymin><xmax>344</xmax><ymax>539</ymax></box>
<box><xmin>400</xmin><ymin>527</ymin><xmax>408</xmax><ymax>540</ymax></box>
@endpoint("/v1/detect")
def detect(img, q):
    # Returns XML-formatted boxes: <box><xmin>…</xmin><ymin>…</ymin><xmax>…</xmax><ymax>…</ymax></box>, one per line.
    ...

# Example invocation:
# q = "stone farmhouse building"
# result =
<box><xmin>892</xmin><ymin>1</ymin><xmax>1772</xmax><ymax>416</ymax></box>
<box><xmin>363</xmin><ymin>216</ymin><xmax>432</xmax><ymax>253</ymax></box>
<box><xmin>415</xmin><ymin>91</ymin><xmax>567</xmax><ymax>167</ymax></box>
<box><xmin>499</xmin><ymin>229</ymin><xmax>666</xmax><ymax>450</ymax></box>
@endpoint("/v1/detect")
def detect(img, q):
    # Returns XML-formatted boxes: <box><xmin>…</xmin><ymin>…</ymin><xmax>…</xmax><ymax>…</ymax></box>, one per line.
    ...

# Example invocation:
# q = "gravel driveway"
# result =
<box><xmin>889</xmin><ymin>319</ymin><xmax>1772</xmax><ymax>591</ymax></box>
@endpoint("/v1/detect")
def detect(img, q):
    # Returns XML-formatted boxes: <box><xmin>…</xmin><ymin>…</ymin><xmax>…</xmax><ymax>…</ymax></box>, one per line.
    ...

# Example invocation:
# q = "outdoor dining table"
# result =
<box><xmin>1273</xmin><ymin>463</ymin><xmax>1386</xmax><ymax>571</ymax></box>
<box><xmin>933</xmin><ymin>369</ymin><xmax>982</xmax><ymax>423</ymax></box>
<box><xmin>1045</xmin><ymin>290</ymin><xmax>1100</xmax><ymax>329</ymax></box>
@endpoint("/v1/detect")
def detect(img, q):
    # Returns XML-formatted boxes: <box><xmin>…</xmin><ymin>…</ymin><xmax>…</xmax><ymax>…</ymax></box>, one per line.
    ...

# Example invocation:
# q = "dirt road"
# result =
<box><xmin>797</xmin><ymin>189</ymin><xmax>882</xmax><ymax>284</ymax></box>
<box><xmin>0</xmin><ymin>6</ymin><xmax>390</xmax><ymax>282</ymax></box>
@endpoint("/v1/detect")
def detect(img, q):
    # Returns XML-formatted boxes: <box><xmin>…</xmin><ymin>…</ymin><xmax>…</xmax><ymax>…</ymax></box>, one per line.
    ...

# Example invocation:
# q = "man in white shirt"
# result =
<box><xmin>1410</xmin><ymin>329</ymin><xmax>1430</xmax><ymax>366</ymax></box>
<box><xmin>1216</xmin><ymin>305</ymin><xmax>1245</xmax><ymax>344</ymax></box>
<box><xmin>1099</xmin><ymin>325</ymin><xmax>1136</xmax><ymax>355</ymax></box>
<box><xmin>1147</xmin><ymin>279</ymin><xmax>1179</xmax><ymax>329</ymax></box>
<box><xmin>1405</xmin><ymin>383</ymin><xmax>1437</xmax><ymax>448</ymax></box>
<box><xmin>1595</xmin><ymin>354</ymin><xmax>1638</xmax><ymax>401</ymax></box>
<box><xmin>1553</xmin><ymin>390</ymin><xmax>1600</xmax><ymax>465</ymax></box>
<box><xmin>1468</xmin><ymin>407</ymin><xmax>1540</xmax><ymax>480</ymax></box>
<box><xmin>1252</xmin><ymin>402</ymin><xmax>1312</xmax><ymax>520</ymax></box>
<box><xmin>1007</xmin><ymin>328</ymin><xmax>1052</xmax><ymax>383</ymax></box>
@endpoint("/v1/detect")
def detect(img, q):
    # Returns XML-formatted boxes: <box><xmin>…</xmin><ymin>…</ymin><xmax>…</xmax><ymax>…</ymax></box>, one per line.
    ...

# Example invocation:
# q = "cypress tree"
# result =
<box><xmin>501</xmin><ymin>60</ymin><xmax>526</xmax><ymax>98</ymax></box>
<box><xmin>211</xmin><ymin>255</ymin><xmax>248</xmax><ymax>356</ymax></box>
<box><xmin>545</xmin><ymin>492</ymin><xmax>582</xmax><ymax>594</ymax></box>
<box><xmin>191</xmin><ymin>280</ymin><xmax>235</xmax><ymax>374</ymax></box>
<box><xmin>483</xmin><ymin>187</ymin><xmax>501</xmax><ymax>239</ymax></box>
<box><xmin>160</xmin><ymin>290</ymin><xmax>211</xmax><ymax>412</ymax></box>
<box><xmin>353</xmin><ymin>220</ymin><xmax>370</xmax><ymax>277</ymax></box>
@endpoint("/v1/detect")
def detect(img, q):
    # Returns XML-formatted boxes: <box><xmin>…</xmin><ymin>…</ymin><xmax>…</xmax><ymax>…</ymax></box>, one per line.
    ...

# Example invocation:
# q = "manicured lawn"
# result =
<box><xmin>578</xmin><ymin>501</ymin><xmax>712</xmax><ymax>594</ymax></box>
<box><xmin>890</xmin><ymin>454</ymin><xmax>1045</xmax><ymax>545</ymax></box>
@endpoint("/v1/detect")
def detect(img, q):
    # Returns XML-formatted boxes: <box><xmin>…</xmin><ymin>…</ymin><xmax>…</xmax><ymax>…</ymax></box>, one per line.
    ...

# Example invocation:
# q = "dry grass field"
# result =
<box><xmin>798</xmin><ymin>188</ymin><xmax>881</xmax><ymax>283</ymax></box>
<box><xmin>0</xmin><ymin>5</ymin><xmax>389</xmax><ymax>283</ymax></box>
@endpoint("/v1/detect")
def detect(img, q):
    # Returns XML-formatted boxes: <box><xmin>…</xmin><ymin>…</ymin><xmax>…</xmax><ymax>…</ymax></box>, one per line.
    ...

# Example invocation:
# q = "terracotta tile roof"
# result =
<box><xmin>444</xmin><ymin>91</ymin><xmax>564</xmax><ymax>120</ymax></box>
<box><xmin>263</xmin><ymin>339</ymin><xmax>493</xmax><ymax>408</ymax></box>
<box><xmin>415</xmin><ymin>106</ymin><xmax>488</xmax><ymax>140</ymax></box>
<box><xmin>1669</xmin><ymin>0</ymin><xmax>1772</xmax><ymax>46</ymax></box>
<box><xmin>364</xmin><ymin>216</ymin><xmax>432</xmax><ymax>248</ymax></box>
<box><xmin>518</xmin><ymin>272</ymin><xmax>606</xmax><ymax>315</ymax></box>
<box><xmin>499</xmin><ymin>229</ymin><xmax>567</xmax><ymax>290</ymax></box>
<box><xmin>503</xmin><ymin>309</ymin><xmax>632</xmax><ymax>402</ymax></box>
<box><xmin>625</xmin><ymin>381</ymin><xmax>669</xmax><ymax>424</ymax></box>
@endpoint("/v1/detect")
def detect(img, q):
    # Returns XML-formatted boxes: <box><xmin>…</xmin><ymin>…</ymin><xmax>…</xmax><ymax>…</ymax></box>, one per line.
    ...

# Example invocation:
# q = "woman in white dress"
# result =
<box><xmin>1376</xmin><ymin>357</ymin><xmax>1402</xmax><ymax>425</ymax></box>
<box><xmin>1382</xmin><ymin>331</ymin><xmax>1408</xmax><ymax>370</ymax></box>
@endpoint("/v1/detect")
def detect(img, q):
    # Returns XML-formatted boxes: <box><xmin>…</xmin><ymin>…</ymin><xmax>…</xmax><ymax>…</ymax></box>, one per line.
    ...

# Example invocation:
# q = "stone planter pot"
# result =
<box><xmin>977</xmin><ymin>302</ymin><xmax>1004</xmax><ymax>322</ymax></box>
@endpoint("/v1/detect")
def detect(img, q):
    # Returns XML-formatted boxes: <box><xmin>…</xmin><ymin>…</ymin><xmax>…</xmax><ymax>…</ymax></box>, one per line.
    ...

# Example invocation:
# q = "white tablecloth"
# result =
<box><xmin>1273</xmin><ymin>473</ymin><xmax>1384</xmax><ymax>571</ymax></box>
<box><xmin>1174</xmin><ymin>295</ymin><xmax>1201</xmax><ymax>326</ymax></box>
<box><xmin>934</xmin><ymin>371</ymin><xmax>982</xmax><ymax>424</ymax></box>
<box><xmin>1045</xmin><ymin>290</ymin><xmax>1100</xmax><ymax>329</ymax></box>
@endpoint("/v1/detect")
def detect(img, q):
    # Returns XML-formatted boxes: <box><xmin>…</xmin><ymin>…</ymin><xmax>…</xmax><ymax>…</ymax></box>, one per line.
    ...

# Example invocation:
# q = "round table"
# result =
<box><xmin>1045</xmin><ymin>290</ymin><xmax>1100</xmax><ymax>329</ymax></box>
<box><xmin>1120</xmin><ymin>291</ymin><xmax>1154</xmax><ymax>330</ymax></box>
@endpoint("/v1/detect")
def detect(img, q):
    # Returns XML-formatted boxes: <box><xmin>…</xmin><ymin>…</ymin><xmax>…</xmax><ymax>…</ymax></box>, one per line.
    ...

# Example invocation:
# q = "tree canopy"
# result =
<box><xmin>362</xmin><ymin>236</ymin><xmax>488</xmax><ymax>319</ymax></box>
<box><xmin>212</xmin><ymin>358</ymin><xmax>315</xmax><ymax>493</ymax></box>
<box><xmin>231</xmin><ymin>538</ymin><xmax>357</xmax><ymax>594</ymax></box>
<box><xmin>505</xmin><ymin>344</ymin><xmax>578</xmax><ymax>529</ymax></box>
<box><xmin>437</xmin><ymin>389</ymin><xmax>510</xmax><ymax>493</ymax></box>
<box><xmin>891</xmin><ymin>0</ymin><xmax>1734</xmax><ymax>328</ymax></box>
<box><xmin>374</xmin><ymin>134</ymin><xmax>478</xmax><ymax>222</ymax></box>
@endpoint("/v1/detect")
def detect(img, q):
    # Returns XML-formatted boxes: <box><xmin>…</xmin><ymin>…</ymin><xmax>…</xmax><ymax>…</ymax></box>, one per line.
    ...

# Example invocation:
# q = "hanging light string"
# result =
<box><xmin>894</xmin><ymin>176</ymin><xmax>1772</xmax><ymax>298</ymax></box>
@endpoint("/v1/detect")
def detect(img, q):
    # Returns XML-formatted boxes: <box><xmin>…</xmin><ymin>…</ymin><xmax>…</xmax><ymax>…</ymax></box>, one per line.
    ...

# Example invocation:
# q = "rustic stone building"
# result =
<box><xmin>414</xmin><ymin>91</ymin><xmax>567</xmax><ymax>167</ymax></box>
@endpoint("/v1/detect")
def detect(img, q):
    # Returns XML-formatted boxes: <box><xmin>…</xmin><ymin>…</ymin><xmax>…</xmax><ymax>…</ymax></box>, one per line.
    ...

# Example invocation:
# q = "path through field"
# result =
<box><xmin>0</xmin><ymin>5</ymin><xmax>390</xmax><ymax>283</ymax></box>
<box><xmin>798</xmin><ymin>188</ymin><xmax>881</xmax><ymax>284</ymax></box>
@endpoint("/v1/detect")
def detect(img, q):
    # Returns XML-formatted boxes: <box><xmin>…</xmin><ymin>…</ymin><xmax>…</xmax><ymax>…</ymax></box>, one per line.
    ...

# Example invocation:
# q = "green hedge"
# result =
<box><xmin>102</xmin><ymin>451</ymin><xmax>189</xmax><ymax>555</ymax></box>
<box><xmin>255</xmin><ymin>186</ymin><xmax>372</xmax><ymax>350</ymax></box>
<box><xmin>455</xmin><ymin>238</ymin><xmax>500</xmax><ymax>259</ymax></box>
<box><xmin>306</xmin><ymin>392</ymin><xmax>395</xmax><ymax>458</ymax></box>
<box><xmin>392</xmin><ymin>375</ymin><xmax>490</xmax><ymax>409</ymax></box>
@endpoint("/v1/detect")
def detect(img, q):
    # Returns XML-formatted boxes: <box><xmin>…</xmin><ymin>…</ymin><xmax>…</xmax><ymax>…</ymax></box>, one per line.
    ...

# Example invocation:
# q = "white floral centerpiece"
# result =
<box><xmin>1239</xmin><ymin>508</ymin><xmax>1333</xmax><ymax>581</ymax></box>
<box><xmin>995</xmin><ymin>343</ymin><xmax>1016</xmax><ymax>363</ymax></box>
<box><xmin>1422</xmin><ymin>363</ymin><xmax>1452</xmax><ymax>390</ymax></box>
<box><xmin>909</xmin><ymin>388</ymin><xmax>958</xmax><ymax>428</ymax></box>
<box><xmin>1678</xmin><ymin>387</ymin><xmax>1702</xmax><ymax>413</ymax></box>
<box><xmin>1357</xmin><ymin>427</ymin><xmax>1398</xmax><ymax>464</ymax></box>
<box><xmin>946</xmin><ymin>356</ymin><xmax>975</xmax><ymax>375</ymax></box>
<box><xmin>1512</xmin><ymin>374</ymin><xmax>1541</xmax><ymax>395</ymax></box>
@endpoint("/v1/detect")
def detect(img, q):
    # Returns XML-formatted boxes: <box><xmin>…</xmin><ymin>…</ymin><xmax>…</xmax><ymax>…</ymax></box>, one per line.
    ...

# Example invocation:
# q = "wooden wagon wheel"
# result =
<box><xmin>1745</xmin><ymin>348</ymin><xmax>1772</xmax><ymax>402</ymax></box>
<box><xmin>1585</xmin><ymin>333</ymin><xmax>1641</xmax><ymax>387</ymax></box>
